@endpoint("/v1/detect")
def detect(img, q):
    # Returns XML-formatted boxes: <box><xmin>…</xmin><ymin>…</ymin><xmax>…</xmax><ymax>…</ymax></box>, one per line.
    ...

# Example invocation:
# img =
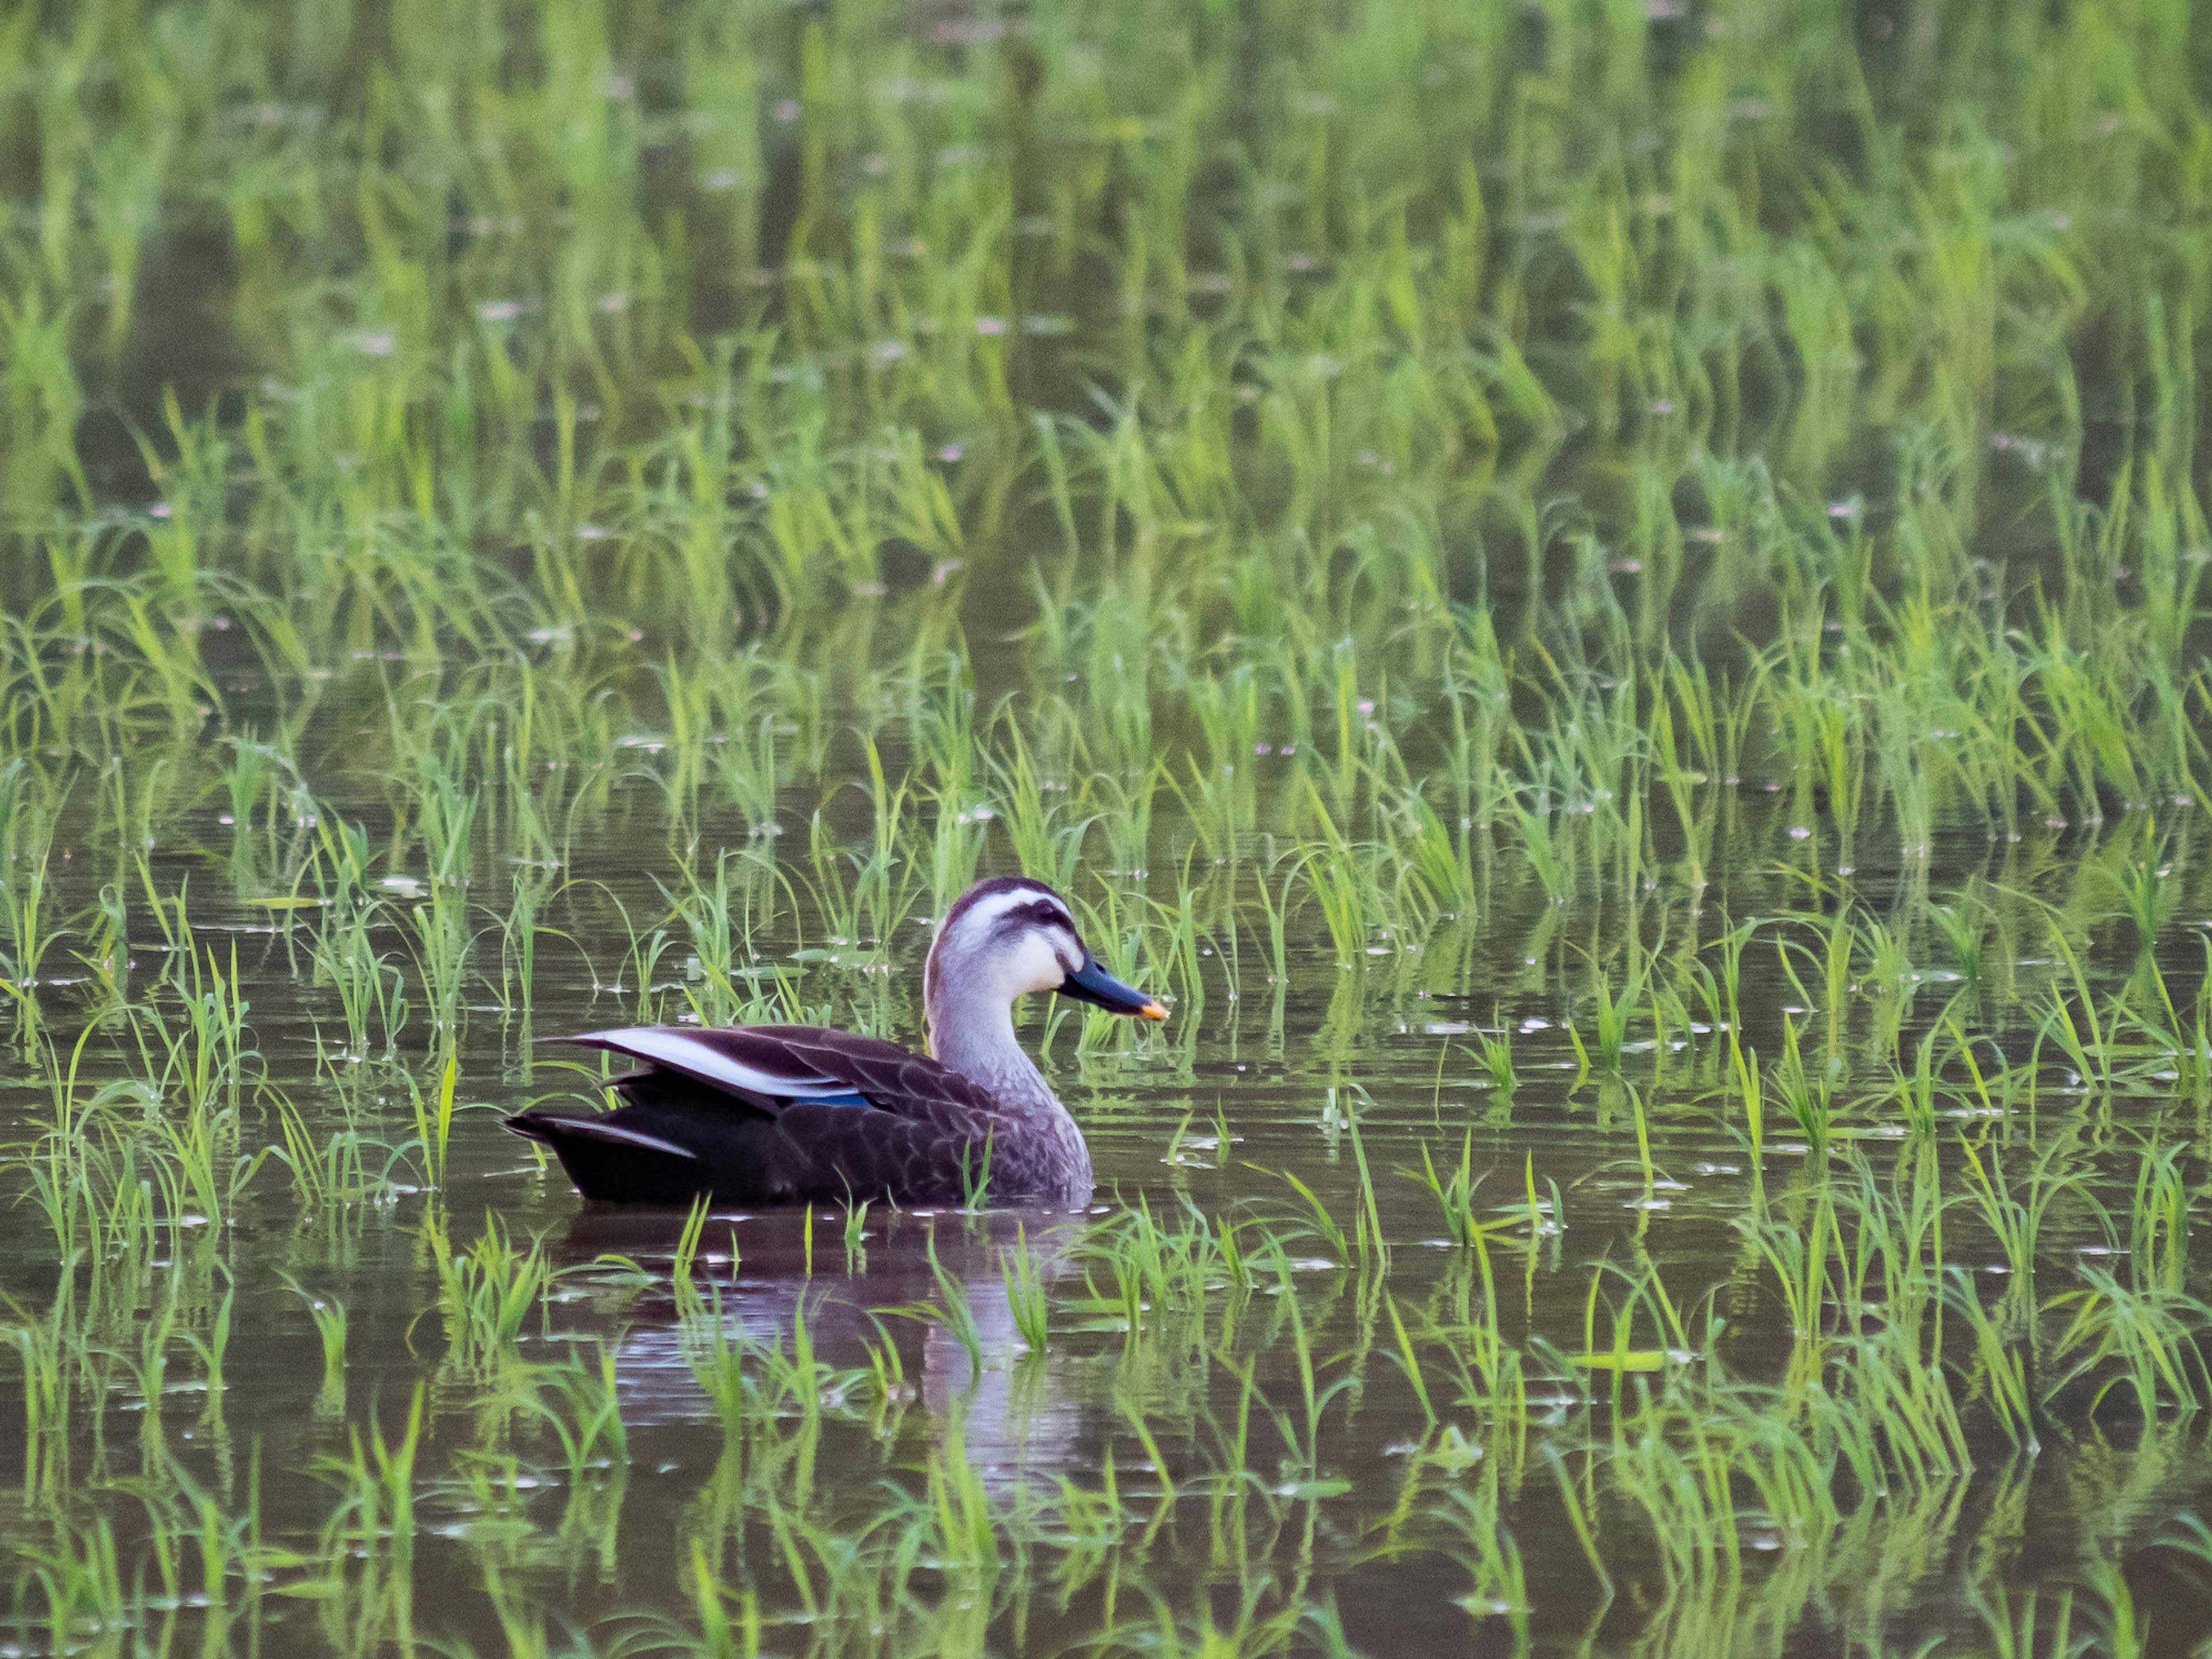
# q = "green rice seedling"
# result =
<box><xmin>1274</xmin><ymin>1169</ymin><xmax>1350</xmax><ymax>1266</ymax></box>
<box><xmin>668</xmin><ymin>849</ymin><xmax>776</xmax><ymax>1025</ymax></box>
<box><xmin>1577</xmin><ymin>934</ymin><xmax>1652</xmax><ymax>1075</ymax></box>
<box><xmin>1771</xmin><ymin>1017</ymin><xmax>1832</xmax><ymax>1156</ymax></box>
<box><xmin>1927</xmin><ymin>893</ymin><xmax>1987</xmax><ymax>990</ymax></box>
<box><xmin>282</xmin><ymin>1277</ymin><xmax>350</xmax><ymax>1418</ymax></box>
<box><xmin>596</xmin><ymin>885</ymin><xmax>678</xmax><ymax>1021</ymax></box>
<box><xmin>1074</xmin><ymin>1218</ymin><xmax>1153</xmax><ymax>1341</ymax></box>
<box><xmin>408</xmin><ymin>889</ymin><xmax>473</xmax><ymax>1052</ymax></box>
<box><xmin>522</xmin><ymin>1342</ymin><xmax>630</xmax><ymax>1487</ymax></box>
<box><xmin>857</xmin><ymin>1309</ymin><xmax>911</xmax><ymax>1416</ymax></box>
<box><xmin>1694</xmin><ymin>913</ymin><xmax>1756</xmax><ymax>1068</ymax></box>
<box><xmin>1885</xmin><ymin>1031</ymin><xmax>1947</xmax><ymax>1142</ymax></box>
<box><xmin>3</xmin><ymin>1273</ymin><xmax>81</xmax><ymax>1500</ymax></box>
<box><xmin>2127</xmin><ymin>1138</ymin><xmax>2190</xmax><ymax>1296</ymax></box>
<box><xmin>308</xmin><ymin>840</ymin><xmax>408</xmax><ymax>1062</ymax></box>
<box><xmin>1506</xmin><ymin>787</ymin><xmax>1575</xmax><ymax>908</ymax></box>
<box><xmin>219</xmin><ymin>732</ymin><xmax>298</xmax><ymax>884</ymax></box>
<box><xmin>1441</xmin><ymin>611</ymin><xmax>1514</xmax><ymax>835</ymax></box>
<box><xmin>921</xmin><ymin>1406</ymin><xmax>1001</xmax><ymax>1581</ymax></box>
<box><xmin>1761</xmin><ymin>633</ymin><xmax>1866</xmax><ymax>847</ymax></box>
<box><xmin>270</xmin><ymin>1092</ymin><xmax>414</xmax><ymax>1210</ymax></box>
<box><xmin>1770</xmin><ymin>904</ymin><xmax>1854</xmax><ymax>1060</ymax></box>
<box><xmin>409</xmin><ymin>743</ymin><xmax>483</xmax><ymax>896</ymax></box>
<box><xmin>1739</xmin><ymin>1190</ymin><xmax>1840</xmax><ymax>1348</ymax></box>
<box><xmin>489</xmin><ymin>866</ymin><xmax>551</xmax><ymax>1024</ymax></box>
<box><xmin>1086</xmin><ymin>1195</ymin><xmax>1248</xmax><ymax>1333</ymax></box>
<box><xmin>1378</xmin><ymin>1296</ymin><xmax>1437</xmax><ymax>1430</ymax></box>
<box><xmin>1293</xmin><ymin>837</ymin><xmax>1369</xmax><ymax>969</ymax></box>
<box><xmin>1317</xmin><ymin>640</ymin><xmax>1376</xmax><ymax>818</ymax></box>
<box><xmin>2047</xmin><ymin>1266</ymin><xmax>2212</xmax><ymax>1422</ymax></box>
<box><xmin>23</xmin><ymin>1093</ymin><xmax>116</xmax><ymax>1263</ymax></box>
<box><xmin>679</xmin><ymin>1283</ymin><xmax>752</xmax><ymax>1445</ymax></box>
<box><xmin>1340</xmin><ymin>1092</ymin><xmax>1389</xmax><ymax>1270</ymax></box>
<box><xmin>1001</xmin><ymin>1225</ymin><xmax>1050</xmax><ymax>1353</ymax></box>
<box><xmin>1090</xmin><ymin>759</ymin><xmax>1164</xmax><ymax>888</ymax></box>
<box><xmin>1424</xmin><ymin>1288</ymin><xmax>1531</xmax><ymax>1469</ymax></box>
<box><xmin>1649</xmin><ymin>692</ymin><xmax>1707</xmax><ymax>891</ymax></box>
<box><xmin>312</xmin><ymin>1385</ymin><xmax>424</xmax><ymax>1641</ymax></box>
<box><xmin>957</xmin><ymin>1131</ymin><xmax>995</xmax><ymax>1210</ymax></box>
<box><xmin>1229</xmin><ymin>1244</ymin><xmax>1356</xmax><ymax>1493</ymax></box>
<box><xmin>71</xmin><ymin>878</ymin><xmax>130</xmax><ymax>1009</ymax></box>
<box><xmin>427</xmin><ymin>1214</ymin><xmax>556</xmax><ymax>1375</ymax></box>
<box><xmin>181</xmin><ymin>1282</ymin><xmax>234</xmax><ymax>1412</ymax></box>
<box><xmin>408</xmin><ymin>1050</ymin><xmax>460</xmax><ymax>1190</ymax></box>
<box><xmin>838</xmin><ymin>1198</ymin><xmax>869</xmax><ymax>1272</ymax></box>
<box><xmin>749</xmin><ymin>1296</ymin><xmax>865</xmax><ymax>1429</ymax></box>
<box><xmin>1179</xmin><ymin>664</ymin><xmax>1262</xmax><ymax>859</ymax></box>
<box><xmin>686</xmin><ymin>1537</ymin><xmax>766</xmax><ymax>1659</ymax></box>
<box><xmin>0</xmin><ymin>849</ymin><xmax>62</xmax><ymax>1037</ymax></box>
<box><xmin>1851</xmin><ymin>908</ymin><xmax>1922</xmax><ymax>1050</ymax></box>
<box><xmin>1415</xmin><ymin>1134</ymin><xmax>1488</xmax><ymax>1251</ymax></box>
<box><xmin>126</xmin><ymin>930</ymin><xmax>256</xmax><ymax>1116</ymax></box>
<box><xmin>12</xmin><ymin>1513</ymin><xmax>130</xmax><ymax>1659</ymax></box>
<box><xmin>1475</xmin><ymin>1018</ymin><xmax>1517</xmax><ymax>1098</ymax></box>
<box><xmin>1090</xmin><ymin>1577</ymin><xmax>1322</xmax><ymax>1659</ymax></box>
<box><xmin>107</xmin><ymin>1281</ymin><xmax>179</xmax><ymax>1431</ymax></box>
<box><xmin>0</xmin><ymin>282</ymin><xmax>90</xmax><ymax>517</ymax></box>
<box><xmin>986</xmin><ymin>708</ymin><xmax>1091</xmax><ymax>889</ymax></box>
<box><xmin>1433</xmin><ymin>1468</ymin><xmax>1529</xmax><ymax>1649</ymax></box>
<box><xmin>1252</xmin><ymin>860</ymin><xmax>1291</xmax><ymax>987</ymax></box>
<box><xmin>2103</xmin><ymin>845</ymin><xmax>2178</xmax><ymax>960</ymax></box>
<box><xmin>1393</xmin><ymin>787</ymin><xmax>1479</xmax><ymax>922</ymax></box>
<box><xmin>1956</xmin><ymin>1138</ymin><xmax>2076</xmax><ymax>1333</ymax></box>
<box><xmin>1946</xmin><ymin>1274</ymin><xmax>2044</xmax><ymax>1451</ymax></box>
<box><xmin>653</xmin><ymin>651</ymin><xmax>788</xmax><ymax>834</ymax></box>
<box><xmin>1123</xmin><ymin>877</ymin><xmax>1209</xmax><ymax>1027</ymax></box>
<box><xmin>668</xmin><ymin>1193</ymin><xmax>717</xmax><ymax>1325</ymax></box>
<box><xmin>2176</xmin><ymin>937</ymin><xmax>2212</xmax><ymax>1104</ymax></box>
<box><xmin>2031</xmin><ymin>977</ymin><xmax>2112</xmax><ymax>1097</ymax></box>
<box><xmin>1606</xmin><ymin>1369</ymin><xmax>1834</xmax><ymax>1599</ymax></box>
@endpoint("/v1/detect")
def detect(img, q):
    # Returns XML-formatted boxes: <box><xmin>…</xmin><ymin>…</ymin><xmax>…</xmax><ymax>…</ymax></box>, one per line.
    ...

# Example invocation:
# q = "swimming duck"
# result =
<box><xmin>505</xmin><ymin>876</ymin><xmax>1165</xmax><ymax>1208</ymax></box>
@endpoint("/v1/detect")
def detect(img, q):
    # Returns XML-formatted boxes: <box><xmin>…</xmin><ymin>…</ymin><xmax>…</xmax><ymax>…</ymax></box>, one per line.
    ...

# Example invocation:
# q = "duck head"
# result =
<box><xmin>922</xmin><ymin>876</ymin><xmax>1167</xmax><ymax>1043</ymax></box>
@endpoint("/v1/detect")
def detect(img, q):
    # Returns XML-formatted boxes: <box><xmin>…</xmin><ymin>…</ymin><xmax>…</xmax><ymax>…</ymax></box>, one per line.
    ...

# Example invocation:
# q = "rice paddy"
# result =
<box><xmin>3</xmin><ymin>0</ymin><xmax>2212</xmax><ymax>1652</ymax></box>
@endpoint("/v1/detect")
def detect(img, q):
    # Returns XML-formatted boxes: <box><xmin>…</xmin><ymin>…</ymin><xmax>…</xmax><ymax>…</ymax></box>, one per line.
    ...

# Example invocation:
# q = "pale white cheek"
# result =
<box><xmin>984</xmin><ymin>932</ymin><xmax>1062</xmax><ymax>1000</ymax></box>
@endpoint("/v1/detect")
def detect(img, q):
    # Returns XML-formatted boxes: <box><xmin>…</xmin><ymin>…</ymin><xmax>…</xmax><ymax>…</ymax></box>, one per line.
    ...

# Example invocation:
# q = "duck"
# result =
<box><xmin>505</xmin><ymin>876</ymin><xmax>1165</xmax><ymax>1209</ymax></box>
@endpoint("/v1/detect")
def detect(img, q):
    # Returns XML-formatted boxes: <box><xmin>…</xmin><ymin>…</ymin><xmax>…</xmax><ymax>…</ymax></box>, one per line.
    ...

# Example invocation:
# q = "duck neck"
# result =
<box><xmin>929</xmin><ymin>992</ymin><xmax>1089</xmax><ymax>1181</ymax></box>
<box><xmin>929</xmin><ymin>993</ymin><xmax>1057</xmax><ymax>1113</ymax></box>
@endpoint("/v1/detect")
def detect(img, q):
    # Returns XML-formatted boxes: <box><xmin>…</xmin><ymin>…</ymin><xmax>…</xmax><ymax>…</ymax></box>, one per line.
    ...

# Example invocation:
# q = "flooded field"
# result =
<box><xmin>5</xmin><ymin>1</ymin><xmax>2212</xmax><ymax>1654</ymax></box>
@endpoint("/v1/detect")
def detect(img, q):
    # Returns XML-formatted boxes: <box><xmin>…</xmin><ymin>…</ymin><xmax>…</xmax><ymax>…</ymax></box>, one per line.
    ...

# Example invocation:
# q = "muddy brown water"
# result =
<box><xmin>7</xmin><ymin>10</ymin><xmax>2212</xmax><ymax>1652</ymax></box>
<box><xmin>6</xmin><ymin>766</ymin><xmax>2212</xmax><ymax>1655</ymax></box>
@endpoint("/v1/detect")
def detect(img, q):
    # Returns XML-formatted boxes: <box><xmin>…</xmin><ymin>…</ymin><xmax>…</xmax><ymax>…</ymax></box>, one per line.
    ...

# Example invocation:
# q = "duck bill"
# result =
<box><xmin>1059</xmin><ymin>956</ymin><xmax>1169</xmax><ymax>1020</ymax></box>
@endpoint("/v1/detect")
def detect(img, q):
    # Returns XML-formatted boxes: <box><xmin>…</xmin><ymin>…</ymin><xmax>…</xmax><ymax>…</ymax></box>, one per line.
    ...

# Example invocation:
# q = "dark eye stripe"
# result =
<box><xmin>990</xmin><ymin>900</ymin><xmax>1077</xmax><ymax>940</ymax></box>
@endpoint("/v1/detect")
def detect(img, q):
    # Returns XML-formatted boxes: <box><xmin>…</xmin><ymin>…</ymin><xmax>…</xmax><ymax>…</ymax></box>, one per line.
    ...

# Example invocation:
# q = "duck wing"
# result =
<box><xmin>508</xmin><ymin>1024</ymin><xmax>1002</xmax><ymax>1207</ymax></box>
<box><xmin>564</xmin><ymin>1024</ymin><xmax>995</xmax><ymax>1126</ymax></box>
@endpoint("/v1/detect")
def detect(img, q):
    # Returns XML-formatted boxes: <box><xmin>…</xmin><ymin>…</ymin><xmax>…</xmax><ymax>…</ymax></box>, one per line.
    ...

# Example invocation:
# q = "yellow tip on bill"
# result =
<box><xmin>1139</xmin><ymin>1000</ymin><xmax>1169</xmax><ymax>1021</ymax></box>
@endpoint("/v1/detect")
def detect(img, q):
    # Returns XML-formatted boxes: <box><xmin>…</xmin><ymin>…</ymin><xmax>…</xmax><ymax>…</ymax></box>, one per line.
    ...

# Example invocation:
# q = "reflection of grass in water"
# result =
<box><xmin>3</xmin><ymin>0</ymin><xmax>2212</xmax><ymax>1650</ymax></box>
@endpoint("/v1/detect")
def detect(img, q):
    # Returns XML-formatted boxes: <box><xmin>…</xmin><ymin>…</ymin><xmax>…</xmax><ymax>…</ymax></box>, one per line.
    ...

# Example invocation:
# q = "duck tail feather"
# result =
<box><xmin>503</xmin><ymin>1112</ymin><xmax>700</xmax><ymax>1161</ymax></box>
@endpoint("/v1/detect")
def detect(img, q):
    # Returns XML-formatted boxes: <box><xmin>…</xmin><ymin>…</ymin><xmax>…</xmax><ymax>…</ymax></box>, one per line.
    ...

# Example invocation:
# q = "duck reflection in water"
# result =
<box><xmin>555</xmin><ymin>1205</ymin><xmax>1090</xmax><ymax>1490</ymax></box>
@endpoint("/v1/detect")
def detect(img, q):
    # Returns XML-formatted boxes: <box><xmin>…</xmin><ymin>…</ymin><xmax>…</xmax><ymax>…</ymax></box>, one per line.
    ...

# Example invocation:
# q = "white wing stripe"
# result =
<box><xmin>578</xmin><ymin>1028</ymin><xmax>854</xmax><ymax>1101</ymax></box>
